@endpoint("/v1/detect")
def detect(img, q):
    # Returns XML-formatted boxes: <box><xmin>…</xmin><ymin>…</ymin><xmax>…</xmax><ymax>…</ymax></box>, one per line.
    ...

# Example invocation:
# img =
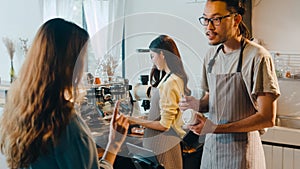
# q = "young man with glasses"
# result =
<box><xmin>179</xmin><ymin>0</ymin><xmax>280</xmax><ymax>168</ymax></box>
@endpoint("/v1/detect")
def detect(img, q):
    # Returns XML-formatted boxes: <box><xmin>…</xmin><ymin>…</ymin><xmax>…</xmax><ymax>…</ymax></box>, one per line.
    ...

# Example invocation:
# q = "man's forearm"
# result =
<box><xmin>199</xmin><ymin>93</ymin><xmax>209</xmax><ymax>112</ymax></box>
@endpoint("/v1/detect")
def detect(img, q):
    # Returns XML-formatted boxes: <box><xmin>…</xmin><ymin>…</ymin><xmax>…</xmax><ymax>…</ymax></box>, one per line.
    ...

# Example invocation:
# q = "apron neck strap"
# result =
<box><xmin>236</xmin><ymin>38</ymin><xmax>246</xmax><ymax>72</ymax></box>
<box><xmin>163</xmin><ymin>72</ymin><xmax>172</xmax><ymax>82</ymax></box>
<box><xmin>207</xmin><ymin>45</ymin><xmax>223</xmax><ymax>73</ymax></box>
<box><xmin>207</xmin><ymin>38</ymin><xmax>247</xmax><ymax>73</ymax></box>
<box><xmin>157</xmin><ymin>72</ymin><xmax>172</xmax><ymax>88</ymax></box>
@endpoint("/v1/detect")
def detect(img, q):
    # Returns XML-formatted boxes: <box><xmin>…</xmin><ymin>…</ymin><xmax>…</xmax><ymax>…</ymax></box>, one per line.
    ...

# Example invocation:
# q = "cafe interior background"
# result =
<box><xmin>0</xmin><ymin>0</ymin><xmax>300</xmax><ymax>169</ymax></box>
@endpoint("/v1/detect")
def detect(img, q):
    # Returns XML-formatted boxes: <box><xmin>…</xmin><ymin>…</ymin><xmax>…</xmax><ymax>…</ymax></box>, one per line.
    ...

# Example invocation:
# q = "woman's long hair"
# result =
<box><xmin>0</xmin><ymin>18</ymin><xmax>89</xmax><ymax>168</ymax></box>
<box><xmin>149</xmin><ymin>35</ymin><xmax>191</xmax><ymax>96</ymax></box>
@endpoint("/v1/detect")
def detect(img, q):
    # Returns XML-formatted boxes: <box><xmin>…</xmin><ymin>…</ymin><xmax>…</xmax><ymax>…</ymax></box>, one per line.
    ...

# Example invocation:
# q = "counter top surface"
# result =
<box><xmin>261</xmin><ymin>126</ymin><xmax>300</xmax><ymax>146</ymax></box>
<box><xmin>1</xmin><ymin>105</ymin><xmax>299</xmax><ymax>147</ymax></box>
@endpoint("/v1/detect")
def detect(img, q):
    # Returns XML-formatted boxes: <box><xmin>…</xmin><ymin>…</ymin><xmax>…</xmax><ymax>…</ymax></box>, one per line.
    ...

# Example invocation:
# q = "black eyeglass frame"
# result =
<box><xmin>198</xmin><ymin>13</ymin><xmax>236</xmax><ymax>26</ymax></box>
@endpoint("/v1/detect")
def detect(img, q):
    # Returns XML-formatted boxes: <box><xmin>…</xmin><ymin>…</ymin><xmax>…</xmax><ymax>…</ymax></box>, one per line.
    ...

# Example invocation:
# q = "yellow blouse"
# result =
<box><xmin>157</xmin><ymin>73</ymin><xmax>186</xmax><ymax>138</ymax></box>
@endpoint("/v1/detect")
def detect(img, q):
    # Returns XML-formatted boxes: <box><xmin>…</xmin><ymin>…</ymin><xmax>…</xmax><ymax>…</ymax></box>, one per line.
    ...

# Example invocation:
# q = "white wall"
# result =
<box><xmin>252</xmin><ymin>0</ymin><xmax>300</xmax><ymax>53</ymax></box>
<box><xmin>0</xmin><ymin>0</ymin><xmax>43</xmax><ymax>82</ymax></box>
<box><xmin>251</xmin><ymin>0</ymin><xmax>300</xmax><ymax>117</ymax></box>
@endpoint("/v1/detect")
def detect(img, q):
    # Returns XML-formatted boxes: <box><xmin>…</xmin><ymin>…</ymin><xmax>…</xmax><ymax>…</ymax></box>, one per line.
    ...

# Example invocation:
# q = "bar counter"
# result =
<box><xmin>79</xmin><ymin>103</ymin><xmax>143</xmax><ymax>160</ymax></box>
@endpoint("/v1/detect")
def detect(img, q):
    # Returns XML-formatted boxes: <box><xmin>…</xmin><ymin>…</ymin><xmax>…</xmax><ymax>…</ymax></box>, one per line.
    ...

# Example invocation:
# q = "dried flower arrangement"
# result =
<box><xmin>2</xmin><ymin>37</ymin><xmax>15</xmax><ymax>60</ymax></box>
<box><xmin>99</xmin><ymin>54</ymin><xmax>120</xmax><ymax>77</ymax></box>
<box><xmin>2</xmin><ymin>37</ymin><xmax>16</xmax><ymax>83</ymax></box>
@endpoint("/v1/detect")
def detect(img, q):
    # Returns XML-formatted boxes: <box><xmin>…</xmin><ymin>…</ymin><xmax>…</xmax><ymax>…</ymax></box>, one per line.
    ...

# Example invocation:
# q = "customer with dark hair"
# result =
<box><xmin>129</xmin><ymin>35</ymin><xmax>191</xmax><ymax>169</ymax></box>
<box><xmin>179</xmin><ymin>0</ymin><xmax>280</xmax><ymax>168</ymax></box>
<box><xmin>0</xmin><ymin>18</ymin><xmax>129</xmax><ymax>169</ymax></box>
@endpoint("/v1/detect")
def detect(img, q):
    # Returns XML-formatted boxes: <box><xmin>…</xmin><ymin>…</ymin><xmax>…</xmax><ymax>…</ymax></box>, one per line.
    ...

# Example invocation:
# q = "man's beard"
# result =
<box><xmin>209</xmin><ymin>39</ymin><xmax>226</xmax><ymax>46</ymax></box>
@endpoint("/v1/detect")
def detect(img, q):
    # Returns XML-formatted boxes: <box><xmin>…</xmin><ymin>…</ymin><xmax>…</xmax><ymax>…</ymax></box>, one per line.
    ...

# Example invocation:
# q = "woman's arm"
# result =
<box><xmin>128</xmin><ymin>116</ymin><xmax>168</xmax><ymax>131</ymax></box>
<box><xmin>101</xmin><ymin>101</ymin><xmax>129</xmax><ymax>165</ymax></box>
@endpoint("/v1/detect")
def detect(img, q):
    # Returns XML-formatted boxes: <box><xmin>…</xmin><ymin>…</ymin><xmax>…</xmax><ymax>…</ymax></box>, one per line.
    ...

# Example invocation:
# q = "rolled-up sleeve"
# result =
<box><xmin>252</xmin><ymin>55</ymin><xmax>280</xmax><ymax>99</ymax></box>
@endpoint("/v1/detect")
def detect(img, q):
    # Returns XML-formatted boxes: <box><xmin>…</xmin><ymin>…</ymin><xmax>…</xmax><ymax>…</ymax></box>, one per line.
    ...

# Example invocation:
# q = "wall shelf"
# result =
<box><xmin>272</xmin><ymin>52</ymin><xmax>300</xmax><ymax>80</ymax></box>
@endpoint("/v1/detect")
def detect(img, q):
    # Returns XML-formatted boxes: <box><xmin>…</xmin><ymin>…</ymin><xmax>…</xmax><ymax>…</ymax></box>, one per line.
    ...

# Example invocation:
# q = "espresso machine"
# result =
<box><xmin>132</xmin><ymin>75</ymin><xmax>151</xmax><ymax>112</ymax></box>
<box><xmin>85</xmin><ymin>76</ymin><xmax>133</xmax><ymax>117</ymax></box>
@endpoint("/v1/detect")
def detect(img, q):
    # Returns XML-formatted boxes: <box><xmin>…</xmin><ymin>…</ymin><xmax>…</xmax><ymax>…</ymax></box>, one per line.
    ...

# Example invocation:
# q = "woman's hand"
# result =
<box><xmin>108</xmin><ymin>101</ymin><xmax>129</xmax><ymax>148</ymax></box>
<box><xmin>102</xmin><ymin>101</ymin><xmax>129</xmax><ymax>165</ymax></box>
<box><xmin>179</xmin><ymin>95</ymin><xmax>199</xmax><ymax>111</ymax></box>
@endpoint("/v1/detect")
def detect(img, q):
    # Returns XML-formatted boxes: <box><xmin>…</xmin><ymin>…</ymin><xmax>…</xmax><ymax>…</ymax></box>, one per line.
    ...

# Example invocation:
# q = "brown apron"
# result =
<box><xmin>143</xmin><ymin>87</ymin><xmax>183</xmax><ymax>169</ymax></box>
<box><xmin>201</xmin><ymin>39</ymin><xmax>266</xmax><ymax>169</ymax></box>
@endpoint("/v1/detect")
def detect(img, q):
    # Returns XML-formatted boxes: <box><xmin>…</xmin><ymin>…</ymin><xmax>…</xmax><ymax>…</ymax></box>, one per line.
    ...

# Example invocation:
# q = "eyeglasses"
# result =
<box><xmin>198</xmin><ymin>13</ymin><xmax>235</xmax><ymax>26</ymax></box>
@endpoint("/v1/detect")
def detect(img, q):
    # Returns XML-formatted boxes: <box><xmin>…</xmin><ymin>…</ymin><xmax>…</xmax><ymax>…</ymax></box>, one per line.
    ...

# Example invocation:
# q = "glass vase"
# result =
<box><xmin>10</xmin><ymin>60</ymin><xmax>15</xmax><ymax>83</ymax></box>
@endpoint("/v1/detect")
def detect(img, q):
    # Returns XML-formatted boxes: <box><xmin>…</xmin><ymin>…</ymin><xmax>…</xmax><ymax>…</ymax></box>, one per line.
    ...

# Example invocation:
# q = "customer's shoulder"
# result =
<box><xmin>66</xmin><ymin>113</ymin><xmax>91</xmax><ymax>138</ymax></box>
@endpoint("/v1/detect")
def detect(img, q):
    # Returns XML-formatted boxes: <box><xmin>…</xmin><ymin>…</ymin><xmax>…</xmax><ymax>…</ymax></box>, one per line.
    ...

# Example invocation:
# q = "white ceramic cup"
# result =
<box><xmin>182</xmin><ymin>109</ymin><xmax>200</xmax><ymax>125</ymax></box>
